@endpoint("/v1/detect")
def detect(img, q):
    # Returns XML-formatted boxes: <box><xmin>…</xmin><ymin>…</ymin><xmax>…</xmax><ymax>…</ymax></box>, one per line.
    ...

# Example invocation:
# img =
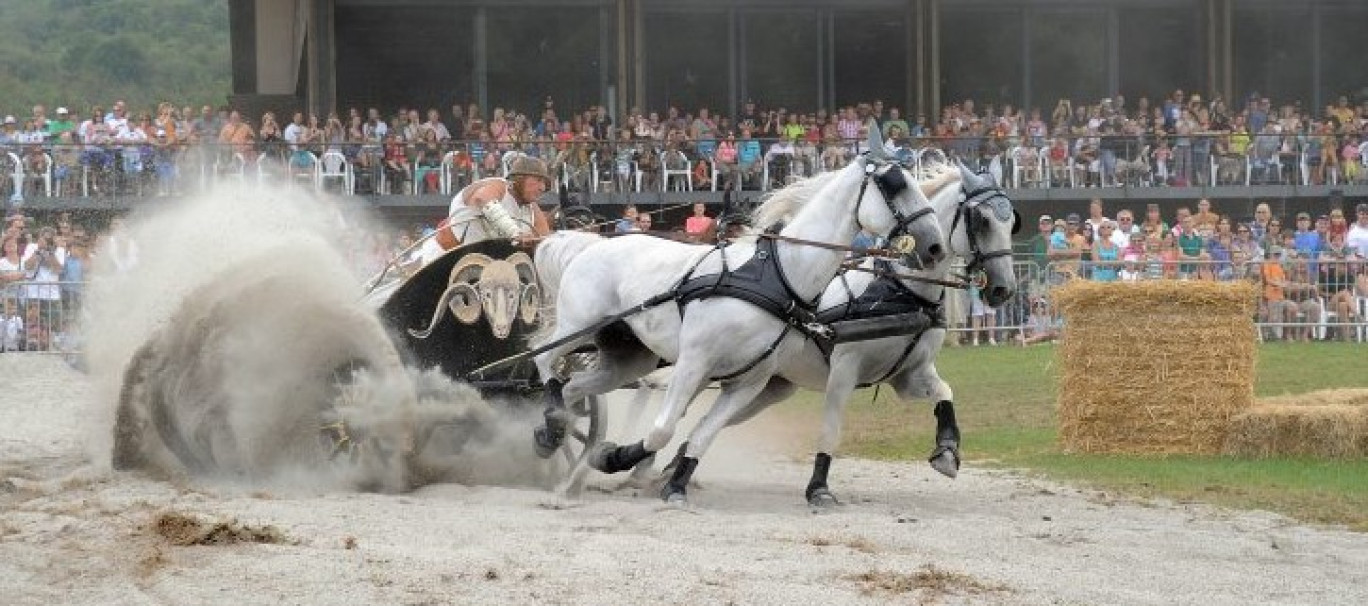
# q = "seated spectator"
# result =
<box><xmin>713</xmin><ymin>133</ymin><xmax>739</xmax><ymax>190</ymax></box>
<box><xmin>382</xmin><ymin>132</ymin><xmax>412</xmax><ymax>194</ymax></box>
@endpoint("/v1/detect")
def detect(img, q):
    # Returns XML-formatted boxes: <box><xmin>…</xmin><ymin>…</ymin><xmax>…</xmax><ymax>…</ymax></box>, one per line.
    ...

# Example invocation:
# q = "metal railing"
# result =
<box><xmin>1</xmin><ymin>281</ymin><xmax>84</xmax><ymax>353</ymax></box>
<box><xmin>3</xmin><ymin>132</ymin><xmax>1364</xmax><ymax>201</ymax></box>
<box><xmin>3</xmin><ymin>257</ymin><xmax>1361</xmax><ymax>354</ymax></box>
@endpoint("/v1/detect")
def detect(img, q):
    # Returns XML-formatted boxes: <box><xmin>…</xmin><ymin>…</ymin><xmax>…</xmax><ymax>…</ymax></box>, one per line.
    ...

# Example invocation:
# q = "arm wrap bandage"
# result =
<box><xmin>481</xmin><ymin>200</ymin><xmax>522</xmax><ymax>239</ymax></box>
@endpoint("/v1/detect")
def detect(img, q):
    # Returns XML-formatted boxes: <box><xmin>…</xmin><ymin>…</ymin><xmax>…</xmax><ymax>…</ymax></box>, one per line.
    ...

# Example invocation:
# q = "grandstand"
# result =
<box><xmin>7</xmin><ymin>0</ymin><xmax>1368</xmax><ymax>223</ymax></box>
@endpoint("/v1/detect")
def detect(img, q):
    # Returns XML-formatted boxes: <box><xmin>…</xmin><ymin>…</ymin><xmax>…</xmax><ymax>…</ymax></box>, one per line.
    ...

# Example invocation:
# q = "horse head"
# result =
<box><xmin>408</xmin><ymin>252</ymin><xmax>539</xmax><ymax>340</ymax></box>
<box><xmin>856</xmin><ymin>127</ymin><xmax>946</xmax><ymax>269</ymax></box>
<box><xmin>951</xmin><ymin>160</ymin><xmax>1019</xmax><ymax>307</ymax></box>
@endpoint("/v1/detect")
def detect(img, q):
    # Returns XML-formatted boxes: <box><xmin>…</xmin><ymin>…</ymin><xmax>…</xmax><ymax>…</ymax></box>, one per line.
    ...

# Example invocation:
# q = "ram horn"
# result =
<box><xmin>510</xmin><ymin>252</ymin><xmax>540</xmax><ymax>324</ymax></box>
<box><xmin>407</xmin><ymin>254</ymin><xmax>492</xmax><ymax>339</ymax></box>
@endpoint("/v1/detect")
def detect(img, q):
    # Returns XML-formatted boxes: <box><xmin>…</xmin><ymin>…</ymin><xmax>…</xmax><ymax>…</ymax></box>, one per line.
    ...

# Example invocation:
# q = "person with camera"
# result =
<box><xmin>19</xmin><ymin>227</ymin><xmax>63</xmax><ymax>350</ymax></box>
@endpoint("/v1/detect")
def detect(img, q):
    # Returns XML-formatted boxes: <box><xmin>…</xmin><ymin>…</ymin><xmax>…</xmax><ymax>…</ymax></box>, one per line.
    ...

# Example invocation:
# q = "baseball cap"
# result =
<box><xmin>1296</xmin><ymin>212</ymin><xmax>1311</xmax><ymax>220</ymax></box>
<box><xmin>1039</xmin><ymin>214</ymin><xmax>1053</xmax><ymax>223</ymax></box>
<box><xmin>55</xmin><ymin>107</ymin><xmax>68</xmax><ymax>115</ymax></box>
<box><xmin>1066</xmin><ymin>213</ymin><xmax>1082</xmax><ymax>224</ymax></box>
<box><xmin>1356</xmin><ymin>203</ymin><xmax>1368</xmax><ymax>213</ymax></box>
<box><xmin>2</xmin><ymin>116</ymin><xmax>14</xmax><ymax>125</ymax></box>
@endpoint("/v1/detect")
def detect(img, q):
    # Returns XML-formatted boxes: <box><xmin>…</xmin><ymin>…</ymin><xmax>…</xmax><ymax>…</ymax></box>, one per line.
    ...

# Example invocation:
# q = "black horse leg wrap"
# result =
<box><xmin>806</xmin><ymin>452</ymin><xmax>833</xmax><ymax>496</ymax></box>
<box><xmin>601</xmin><ymin>440</ymin><xmax>652</xmax><ymax>474</ymax></box>
<box><xmin>933</xmin><ymin>400</ymin><xmax>960</xmax><ymax>443</ymax></box>
<box><xmin>663</xmin><ymin>456</ymin><xmax>700</xmax><ymax>498</ymax></box>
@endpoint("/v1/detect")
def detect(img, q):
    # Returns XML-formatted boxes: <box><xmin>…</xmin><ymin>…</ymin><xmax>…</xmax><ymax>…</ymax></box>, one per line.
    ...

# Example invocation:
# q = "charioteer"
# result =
<box><xmin>418</xmin><ymin>154</ymin><xmax>554</xmax><ymax>265</ymax></box>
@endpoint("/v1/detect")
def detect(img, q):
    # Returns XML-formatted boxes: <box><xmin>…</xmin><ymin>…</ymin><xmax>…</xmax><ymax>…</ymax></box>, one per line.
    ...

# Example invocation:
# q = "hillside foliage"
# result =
<box><xmin>0</xmin><ymin>0</ymin><xmax>230</xmax><ymax>116</ymax></box>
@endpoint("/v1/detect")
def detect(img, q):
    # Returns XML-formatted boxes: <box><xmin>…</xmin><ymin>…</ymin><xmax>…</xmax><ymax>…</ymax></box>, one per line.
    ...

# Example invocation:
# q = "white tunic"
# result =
<box><xmin>419</xmin><ymin>177</ymin><xmax>535</xmax><ymax>265</ymax></box>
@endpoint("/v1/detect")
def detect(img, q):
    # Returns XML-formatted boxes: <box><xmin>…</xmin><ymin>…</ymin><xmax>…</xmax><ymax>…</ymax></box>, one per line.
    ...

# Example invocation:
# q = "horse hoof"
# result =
<box><xmin>929</xmin><ymin>450</ymin><xmax>960</xmax><ymax>479</ymax></box>
<box><xmin>662</xmin><ymin>490</ymin><xmax>689</xmax><ymax>508</ymax></box>
<box><xmin>532</xmin><ymin>426</ymin><xmax>563</xmax><ymax>459</ymax></box>
<box><xmin>585</xmin><ymin>441</ymin><xmax>618</xmax><ymax>472</ymax></box>
<box><xmin>807</xmin><ymin>488</ymin><xmax>840</xmax><ymax>509</ymax></box>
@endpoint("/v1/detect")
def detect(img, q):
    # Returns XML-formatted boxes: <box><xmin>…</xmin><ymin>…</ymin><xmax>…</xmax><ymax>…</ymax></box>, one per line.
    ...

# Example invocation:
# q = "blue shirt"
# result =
<box><xmin>738</xmin><ymin>140</ymin><xmax>761</xmax><ymax>165</ymax></box>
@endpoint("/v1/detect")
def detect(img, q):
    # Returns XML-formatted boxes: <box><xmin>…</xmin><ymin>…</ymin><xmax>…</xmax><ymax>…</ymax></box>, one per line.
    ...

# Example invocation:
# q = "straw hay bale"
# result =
<box><xmin>1223</xmin><ymin>390</ymin><xmax>1368</xmax><ymax>458</ymax></box>
<box><xmin>1053</xmin><ymin>280</ymin><xmax>1258</xmax><ymax>455</ymax></box>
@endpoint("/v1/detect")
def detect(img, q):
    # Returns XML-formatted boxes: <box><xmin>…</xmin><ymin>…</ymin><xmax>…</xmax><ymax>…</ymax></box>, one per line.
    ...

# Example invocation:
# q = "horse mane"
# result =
<box><xmin>750</xmin><ymin>170</ymin><xmax>843</xmax><ymax>230</ymax></box>
<box><xmin>913</xmin><ymin>156</ymin><xmax>961</xmax><ymax>199</ymax></box>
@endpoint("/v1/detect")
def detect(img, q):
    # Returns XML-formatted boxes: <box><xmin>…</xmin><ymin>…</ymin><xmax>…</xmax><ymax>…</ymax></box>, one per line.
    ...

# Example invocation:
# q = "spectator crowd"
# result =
<box><xmin>3</xmin><ymin>88</ymin><xmax>1368</xmax><ymax>201</ymax></box>
<box><xmin>2</xmin><ymin>87</ymin><xmax>1368</xmax><ymax>352</ymax></box>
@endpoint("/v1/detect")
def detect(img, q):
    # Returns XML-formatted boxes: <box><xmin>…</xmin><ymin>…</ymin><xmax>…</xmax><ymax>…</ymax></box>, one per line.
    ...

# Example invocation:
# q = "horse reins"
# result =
<box><xmin>840</xmin><ymin>260</ymin><xmax>970</xmax><ymax>289</ymax></box>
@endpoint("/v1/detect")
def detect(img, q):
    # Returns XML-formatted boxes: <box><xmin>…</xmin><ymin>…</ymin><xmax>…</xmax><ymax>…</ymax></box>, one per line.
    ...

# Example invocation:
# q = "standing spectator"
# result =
<box><xmin>1113</xmin><ymin>209</ymin><xmax>1139</xmax><ymax>246</ymax></box>
<box><xmin>1083</xmin><ymin>198</ymin><xmax>1109</xmax><ymax>235</ymax></box>
<box><xmin>1318</xmin><ymin>232</ymin><xmax>1360</xmax><ymax>341</ymax></box>
<box><xmin>614</xmin><ymin>204</ymin><xmax>638</xmax><ymax>233</ymax></box>
<box><xmin>1347</xmin><ymin>203</ymin><xmax>1368</xmax><ymax>259</ymax></box>
<box><xmin>1140</xmin><ymin>203</ymin><xmax>1168</xmax><ymax>240</ymax></box>
<box><xmin>1025</xmin><ymin>214</ymin><xmax>1053</xmax><ymax>272</ymax></box>
<box><xmin>1192</xmin><ymin>198</ymin><xmax>1220</xmax><ymax>232</ymax></box>
<box><xmin>1293</xmin><ymin>211</ymin><xmax>1322</xmax><ymax>257</ymax></box>
<box><xmin>1091</xmin><ymin>221</ymin><xmax>1121</xmax><ymax>282</ymax></box>
<box><xmin>1328</xmin><ymin>207</ymin><xmax>1350</xmax><ymax>241</ymax></box>
<box><xmin>46</xmin><ymin>107</ymin><xmax>75</xmax><ymax>139</ymax></box>
<box><xmin>1176</xmin><ymin>214</ymin><xmax>1204</xmax><ymax>278</ymax></box>
<box><xmin>217</xmin><ymin>111</ymin><xmax>256</xmax><ymax>161</ymax></box>
<box><xmin>22</xmin><ymin>227</ymin><xmax>63</xmax><ymax>350</ymax></box>
<box><xmin>1249</xmin><ymin>202</ymin><xmax>1274</xmax><ymax>241</ymax></box>
<box><xmin>684</xmin><ymin>202</ymin><xmax>715</xmax><ymax>243</ymax></box>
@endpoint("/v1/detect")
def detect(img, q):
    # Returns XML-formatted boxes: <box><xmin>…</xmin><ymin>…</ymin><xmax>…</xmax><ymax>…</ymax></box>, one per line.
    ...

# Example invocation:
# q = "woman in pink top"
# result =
<box><xmin>684</xmin><ymin>202</ymin><xmax>716</xmax><ymax>243</ymax></box>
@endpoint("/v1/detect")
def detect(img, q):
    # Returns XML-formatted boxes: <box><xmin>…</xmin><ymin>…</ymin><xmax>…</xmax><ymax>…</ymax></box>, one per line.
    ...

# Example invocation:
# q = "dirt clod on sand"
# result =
<box><xmin>151</xmin><ymin>511</ymin><xmax>291</xmax><ymax>547</ymax></box>
<box><xmin>848</xmin><ymin>564</ymin><xmax>1011</xmax><ymax>601</ymax></box>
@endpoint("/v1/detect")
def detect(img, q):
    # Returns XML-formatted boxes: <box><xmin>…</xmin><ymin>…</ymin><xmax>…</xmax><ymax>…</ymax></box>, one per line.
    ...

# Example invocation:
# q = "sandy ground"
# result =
<box><xmin>3</xmin><ymin>355</ymin><xmax>1368</xmax><ymax>606</ymax></box>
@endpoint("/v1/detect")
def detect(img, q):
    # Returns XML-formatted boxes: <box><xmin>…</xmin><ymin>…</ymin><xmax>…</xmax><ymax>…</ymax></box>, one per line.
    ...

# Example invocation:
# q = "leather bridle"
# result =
<box><xmin>948</xmin><ymin>178</ymin><xmax>1016</xmax><ymax>276</ymax></box>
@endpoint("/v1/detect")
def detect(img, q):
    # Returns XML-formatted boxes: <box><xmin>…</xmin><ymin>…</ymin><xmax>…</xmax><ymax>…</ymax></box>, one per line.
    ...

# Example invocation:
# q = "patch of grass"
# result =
<box><xmin>775</xmin><ymin>342</ymin><xmax>1368</xmax><ymax>529</ymax></box>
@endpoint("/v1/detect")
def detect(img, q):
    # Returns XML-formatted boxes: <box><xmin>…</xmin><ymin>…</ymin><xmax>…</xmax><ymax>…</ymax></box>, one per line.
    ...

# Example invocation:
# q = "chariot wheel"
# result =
<box><xmin>550</xmin><ymin>351</ymin><xmax>609</xmax><ymax>476</ymax></box>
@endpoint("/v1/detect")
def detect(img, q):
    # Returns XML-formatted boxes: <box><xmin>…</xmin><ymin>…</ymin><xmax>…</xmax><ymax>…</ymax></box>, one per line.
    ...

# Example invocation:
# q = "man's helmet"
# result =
<box><xmin>507</xmin><ymin>154</ymin><xmax>554</xmax><ymax>188</ymax></box>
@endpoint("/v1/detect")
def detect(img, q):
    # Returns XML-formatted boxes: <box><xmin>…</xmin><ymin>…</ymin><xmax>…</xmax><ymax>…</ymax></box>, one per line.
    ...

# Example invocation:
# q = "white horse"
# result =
<box><xmin>692</xmin><ymin>161</ymin><xmax>1022</xmax><ymax>506</ymax></box>
<box><xmin>530</xmin><ymin>138</ymin><xmax>948</xmax><ymax>504</ymax></box>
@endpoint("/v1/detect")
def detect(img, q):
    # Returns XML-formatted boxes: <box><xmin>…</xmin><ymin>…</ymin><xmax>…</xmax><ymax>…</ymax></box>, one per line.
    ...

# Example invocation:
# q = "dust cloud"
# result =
<box><xmin>80</xmin><ymin>184</ymin><xmax>557</xmax><ymax>493</ymax></box>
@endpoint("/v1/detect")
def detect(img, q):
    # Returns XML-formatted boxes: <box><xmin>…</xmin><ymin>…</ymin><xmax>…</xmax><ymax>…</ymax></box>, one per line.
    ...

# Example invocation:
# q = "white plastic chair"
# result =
<box><xmin>660</xmin><ymin>149</ymin><xmax>692</xmax><ymax>192</ymax></box>
<box><xmin>3</xmin><ymin>152</ymin><xmax>24</xmax><ymax>202</ymax></box>
<box><xmin>215</xmin><ymin>152</ymin><xmax>247</xmax><ymax>186</ymax></box>
<box><xmin>316</xmin><ymin>150</ymin><xmax>355</xmax><ymax>195</ymax></box>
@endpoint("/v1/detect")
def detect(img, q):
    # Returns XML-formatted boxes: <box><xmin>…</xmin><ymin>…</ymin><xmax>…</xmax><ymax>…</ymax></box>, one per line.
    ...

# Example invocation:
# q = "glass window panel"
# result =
<box><xmin>1233</xmin><ymin>3</ymin><xmax>1313</xmax><ymax>108</ymax></box>
<box><xmin>335</xmin><ymin>5</ymin><xmax>471</xmax><ymax>115</ymax></box>
<box><xmin>941</xmin><ymin>8</ymin><xmax>1023</xmax><ymax>110</ymax></box>
<box><xmin>487</xmin><ymin>7</ymin><xmax>603</xmax><ymax>119</ymax></box>
<box><xmin>1027</xmin><ymin>9</ymin><xmax>1107</xmax><ymax>110</ymax></box>
<box><xmin>643</xmin><ymin>11</ymin><xmax>729</xmax><ymax>115</ymax></box>
<box><xmin>744</xmin><ymin>11</ymin><xmax>819</xmax><ymax>113</ymax></box>
<box><xmin>833</xmin><ymin>12</ymin><xmax>909</xmax><ymax>112</ymax></box>
<box><xmin>1118</xmin><ymin>7</ymin><xmax>1202</xmax><ymax>106</ymax></box>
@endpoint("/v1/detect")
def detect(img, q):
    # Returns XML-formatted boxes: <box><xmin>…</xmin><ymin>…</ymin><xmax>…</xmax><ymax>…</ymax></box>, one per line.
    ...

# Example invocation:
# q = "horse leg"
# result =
<box><xmin>531</xmin><ymin>318</ymin><xmax>598</xmax><ymax>457</ymax></box>
<box><xmin>537</xmin><ymin>329</ymin><xmax>659</xmax><ymax>458</ymax></box>
<box><xmin>661</xmin><ymin>376</ymin><xmax>772</xmax><ymax>505</ymax></box>
<box><xmin>588</xmin><ymin>357</ymin><xmax>710</xmax><ymax>476</ymax></box>
<box><xmin>807</xmin><ymin>366</ymin><xmax>862</xmax><ymax>508</ymax></box>
<box><xmin>890</xmin><ymin>334</ymin><xmax>960</xmax><ymax>478</ymax></box>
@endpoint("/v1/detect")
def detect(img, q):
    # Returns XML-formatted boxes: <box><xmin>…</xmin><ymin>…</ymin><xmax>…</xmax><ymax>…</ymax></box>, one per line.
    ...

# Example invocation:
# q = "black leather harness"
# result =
<box><xmin>674</xmin><ymin>234</ymin><xmax>827</xmax><ymax>380</ymax></box>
